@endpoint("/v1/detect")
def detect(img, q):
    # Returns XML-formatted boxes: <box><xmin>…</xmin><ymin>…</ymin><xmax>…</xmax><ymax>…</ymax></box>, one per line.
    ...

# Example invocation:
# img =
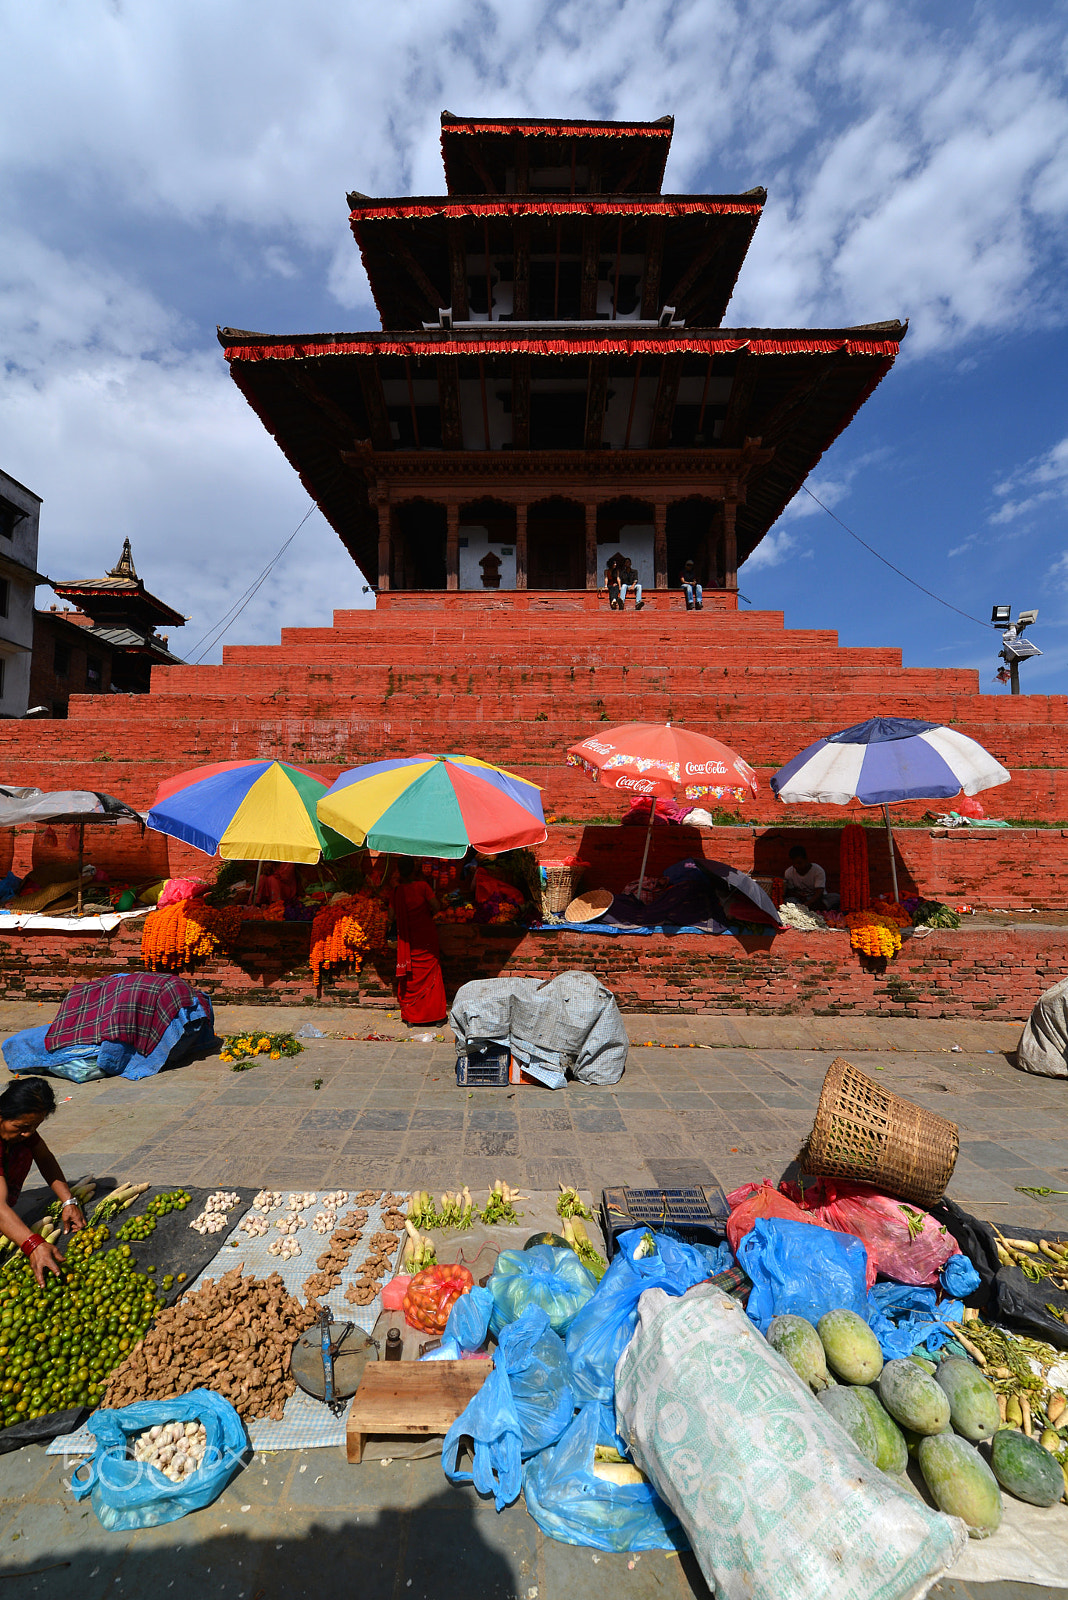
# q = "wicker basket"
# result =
<box><xmin>799</xmin><ymin>1056</ymin><xmax>959</xmax><ymax>1207</ymax></box>
<box><xmin>539</xmin><ymin>863</ymin><xmax>586</xmax><ymax>917</ymax></box>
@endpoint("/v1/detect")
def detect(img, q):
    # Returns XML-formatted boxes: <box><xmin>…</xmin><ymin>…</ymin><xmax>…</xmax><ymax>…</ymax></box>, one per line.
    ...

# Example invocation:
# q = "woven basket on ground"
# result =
<box><xmin>799</xmin><ymin>1056</ymin><xmax>959</xmax><ymax>1208</ymax></box>
<box><xmin>539</xmin><ymin>864</ymin><xmax>587</xmax><ymax>917</ymax></box>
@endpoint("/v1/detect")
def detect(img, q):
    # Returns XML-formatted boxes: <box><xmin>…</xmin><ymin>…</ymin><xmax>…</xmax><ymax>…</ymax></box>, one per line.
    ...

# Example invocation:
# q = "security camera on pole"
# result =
<box><xmin>991</xmin><ymin>605</ymin><xmax>1041</xmax><ymax>695</ymax></box>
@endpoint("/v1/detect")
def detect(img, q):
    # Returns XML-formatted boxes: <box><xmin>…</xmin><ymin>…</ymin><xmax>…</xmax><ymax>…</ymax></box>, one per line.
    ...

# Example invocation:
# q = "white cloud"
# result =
<box><xmin>990</xmin><ymin>436</ymin><xmax>1068</xmax><ymax>526</ymax></box>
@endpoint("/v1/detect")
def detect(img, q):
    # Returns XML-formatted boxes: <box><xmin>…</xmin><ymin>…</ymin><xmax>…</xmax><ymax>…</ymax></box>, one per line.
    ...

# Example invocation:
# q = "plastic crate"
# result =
<box><xmin>455</xmin><ymin>1045</ymin><xmax>512</xmax><ymax>1087</ymax></box>
<box><xmin>600</xmin><ymin>1184</ymin><xmax>730</xmax><ymax>1258</ymax></box>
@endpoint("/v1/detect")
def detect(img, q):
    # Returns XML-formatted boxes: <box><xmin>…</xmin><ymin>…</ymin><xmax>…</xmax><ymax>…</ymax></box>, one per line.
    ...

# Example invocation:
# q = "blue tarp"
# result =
<box><xmin>3</xmin><ymin>997</ymin><xmax>218</xmax><ymax>1082</ymax></box>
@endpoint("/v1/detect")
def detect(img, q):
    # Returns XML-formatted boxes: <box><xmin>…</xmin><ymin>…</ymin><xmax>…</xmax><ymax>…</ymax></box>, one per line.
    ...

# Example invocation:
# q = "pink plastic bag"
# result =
<box><xmin>784</xmin><ymin>1178</ymin><xmax>957</xmax><ymax>1286</ymax></box>
<box><xmin>727</xmin><ymin>1182</ymin><xmax>876</xmax><ymax>1288</ymax></box>
<box><xmin>157</xmin><ymin>876</ymin><xmax>209</xmax><ymax>908</ymax></box>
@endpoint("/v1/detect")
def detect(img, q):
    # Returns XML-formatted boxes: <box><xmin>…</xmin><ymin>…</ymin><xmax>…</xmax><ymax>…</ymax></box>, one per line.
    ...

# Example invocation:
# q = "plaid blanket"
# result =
<box><xmin>45</xmin><ymin>974</ymin><xmax>204</xmax><ymax>1057</ymax></box>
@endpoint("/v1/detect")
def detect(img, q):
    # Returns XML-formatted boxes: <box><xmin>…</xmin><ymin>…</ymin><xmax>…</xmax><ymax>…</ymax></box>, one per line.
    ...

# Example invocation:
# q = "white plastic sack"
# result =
<box><xmin>1016</xmin><ymin>974</ymin><xmax>1068</xmax><ymax>1078</ymax></box>
<box><xmin>614</xmin><ymin>1285</ymin><xmax>967</xmax><ymax>1600</ymax></box>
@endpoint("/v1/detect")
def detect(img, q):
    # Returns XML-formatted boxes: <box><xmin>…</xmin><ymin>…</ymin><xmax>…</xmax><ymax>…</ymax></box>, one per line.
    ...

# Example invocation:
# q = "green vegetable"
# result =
<box><xmin>818</xmin><ymin>1309</ymin><xmax>883</xmax><ymax>1385</ymax></box>
<box><xmin>817</xmin><ymin>1386</ymin><xmax>880</xmax><ymax>1466</ymax></box>
<box><xmin>935</xmin><ymin>1357</ymin><xmax>1000</xmax><ymax>1442</ymax></box>
<box><xmin>556</xmin><ymin>1185</ymin><xmax>592</xmax><ymax>1220</ymax></box>
<box><xmin>852</xmin><ymin>1385</ymin><xmax>909</xmax><ymax>1476</ymax></box>
<box><xmin>766</xmin><ymin>1315</ymin><xmax>832</xmax><ymax>1393</ymax></box>
<box><xmin>989</xmin><ymin>1428</ymin><xmax>1065</xmax><ymax>1508</ymax></box>
<box><xmin>879</xmin><ymin>1358</ymin><xmax>952</xmax><ymax>1435</ymax></box>
<box><xmin>918</xmin><ymin>1432</ymin><xmax>1002</xmax><ymax>1538</ymax></box>
<box><xmin>524</xmin><ymin>1232</ymin><xmax>571</xmax><ymax>1251</ymax></box>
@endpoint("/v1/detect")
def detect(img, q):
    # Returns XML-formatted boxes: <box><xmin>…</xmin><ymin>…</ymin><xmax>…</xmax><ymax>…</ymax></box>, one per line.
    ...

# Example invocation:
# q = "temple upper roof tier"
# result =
<box><xmin>439</xmin><ymin>113</ymin><xmax>675</xmax><ymax>195</ymax></box>
<box><xmin>346</xmin><ymin>193</ymin><xmax>765</xmax><ymax>330</ymax></box>
<box><xmin>219</xmin><ymin>323</ymin><xmax>904</xmax><ymax>577</ymax></box>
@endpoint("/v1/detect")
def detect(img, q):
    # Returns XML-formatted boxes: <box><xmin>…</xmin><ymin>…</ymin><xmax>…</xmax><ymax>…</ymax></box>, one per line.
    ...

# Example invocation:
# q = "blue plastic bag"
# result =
<box><xmin>522</xmin><ymin>1405</ymin><xmax>688</xmax><ymax>1554</ymax></box>
<box><xmin>69</xmin><ymin>1389</ymin><xmax>247</xmax><ymax>1530</ymax></box>
<box><xmin>941</xmin><ymin>1253</ymin><xmax>981</xmax><ymax>1299</ymax></box>
<box><xmin>489</xmin><ymin>1245</ymin><xmax>596</xmax><ymax>1335</ymax></box>
<box><xmin>566</xmin><ymin>1229</ymin><xmax>728</xmax><ymax>1408</ymax></box>
<box><xmin>442</xmin><ymin>1307</ymin><xmax>576</xmax><ymax>1509</ymax></box>
<box><xmin>867</xmin><ymin>1282</ymin><xmax>964</xmax><ymax>1358</ymax></box>
<box><xmin>444</xmin><ymin>1284</ymin><xmax>493</xmax><ymax>1352</ymax></box>
<box><xmin>739</xmin><ymin>1217</ymin><xmax>870</xmax><ymax>1334</ymax></box>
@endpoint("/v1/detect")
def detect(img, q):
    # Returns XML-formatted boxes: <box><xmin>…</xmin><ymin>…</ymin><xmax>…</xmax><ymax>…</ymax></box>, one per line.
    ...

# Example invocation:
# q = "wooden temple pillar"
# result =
<box><xmin>653</xmin><ymin>502</ymin><xmax>668</xmax><ymax>589</ymax></box>
<box><xmin>376</xmin><ymin>499</ymin><xmax>391</xmax><ymax>592</ymax></box>
<box><xmin>722</xmin><ymin>498</ymin><xmax>739</xmax><ymax>592</ymax></box>
<box><xmin>515</xmin><ymin>503</ymin><xmax>528</xmax><ymax>590</ymax></box>
<box><xmin>446</xmin><ymin>503</ymin><xmax>460</xmax><ymax>591</ymax></box>
<box><xmin>585</xmin><ymin>503</ymin><xmax>598</xmax><ymax>589</ymax></box>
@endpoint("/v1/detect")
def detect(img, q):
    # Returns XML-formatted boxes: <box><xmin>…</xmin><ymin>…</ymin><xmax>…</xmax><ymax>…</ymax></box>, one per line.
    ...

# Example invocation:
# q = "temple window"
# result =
<box><xmin>0</xmin><ymin>580</ymin><xmax>8</xmax><ymax>618</ymax></box>
<box><xmin>53</xmin><ymin>640</ymin><xmax>70</xmax><ymax>679</ymax></box>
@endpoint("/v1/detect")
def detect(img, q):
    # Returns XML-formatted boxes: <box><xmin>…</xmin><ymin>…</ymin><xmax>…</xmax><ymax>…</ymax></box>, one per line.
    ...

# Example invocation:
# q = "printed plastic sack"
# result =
<box><xmin>69</xmin><ymin>1389</ymin><xmax>246</xmax><ymax>1531</ymax></box>
<box><xmin>784</xmin><ymin>1177</ymin><xmax>958</xmax><ymax>1286</ymax></box>
<box><xmin>566</xmin><ymin>1228</ymin><xmax>728</xmax><ymax>1407</ymax></box>
<box><xmin>489</xmin><ymin>1245</ymin><xmax>596</xmax><ymax>1335</ymax></box>
<box><xmin>738</xmin><ymin>1217</ymin><xmax>870</xmax><ymax>1333</ymax></box>
<box><xmin>442</xmin><ymin>1306</ymin><xmax>575</xmax><ymax>1509</ymax></box>
<box><xmin>444</xmin><ymin>1284</ymin><xmax>493</xmax><ymax>1352</ymax></box>
<box><xmin>728</xmin><ymin>1182</ymin><xmax>875</xmax><ymax>1287</ymax></box>
<box><xmin>523</xmin><ymin>1403</ymin><xmax>688</xmax><ymax>1555</ymax></box>
<box><xmin>615</xmin><ymin>1284</ymin><xmax>966</xmax><ymax>1600</ymax></box>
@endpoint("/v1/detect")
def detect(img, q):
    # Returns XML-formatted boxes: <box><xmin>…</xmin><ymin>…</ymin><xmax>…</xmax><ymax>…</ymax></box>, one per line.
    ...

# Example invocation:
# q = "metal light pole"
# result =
<box><xmin>992</xmin><ymin>606</ymin><xmax>1040</xmax><ymax>694</ymax></box>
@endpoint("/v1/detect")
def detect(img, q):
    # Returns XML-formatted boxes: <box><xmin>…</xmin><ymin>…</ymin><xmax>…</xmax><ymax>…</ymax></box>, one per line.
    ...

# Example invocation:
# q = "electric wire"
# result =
<box><xmin>799</xmin><ymin>483</ymin><xmax>992</xmax><ymax>631</ymax></box>
<box><xmin>187</xmin><ymin>504</ymin><xmax>317</xmax><ymax>665</ymax></box>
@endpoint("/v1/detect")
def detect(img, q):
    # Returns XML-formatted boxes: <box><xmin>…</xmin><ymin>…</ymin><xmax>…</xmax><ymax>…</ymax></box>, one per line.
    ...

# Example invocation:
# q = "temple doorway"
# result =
<box><xmin>597</xmin><ymin>497</ymin><xmax>654</xmax><ymax>591</ymax></box>
<box><xmin>394</xmin><ymin>501</ymin><xmax>446</xmax><ymax>589</ymax></box>
<box><xmin>459</xmin><ymin>499</ymin><xmax>517</xmax><ymax>590</ymax></box>
<box><xmin>667</xmin><ymin>498</ymin><xmax>721</xmax><ymax>589</ymax></box>
<box><xmin>527</xmin><ymin>498</ymin><xmax>585</xmax><ymax>588</ymax></box>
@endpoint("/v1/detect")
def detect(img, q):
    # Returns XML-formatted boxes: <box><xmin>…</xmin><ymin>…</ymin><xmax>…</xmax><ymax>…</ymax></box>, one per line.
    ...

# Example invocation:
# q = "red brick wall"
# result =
<box><xmin>0</xmin><ymin>919</ymin><xmax>1054</xmax><ymax>1021</ymax></box>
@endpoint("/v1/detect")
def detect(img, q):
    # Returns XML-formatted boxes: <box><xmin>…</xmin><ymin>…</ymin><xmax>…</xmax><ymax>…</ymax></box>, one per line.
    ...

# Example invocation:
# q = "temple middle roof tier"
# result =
<box><xmin>346</xmin><ymin>193</ymin><xmax>766</xmax><ymax>330</ymax></box>
<box><xmin>220</xmin><ymin>322</ymin><xmax>905</xmax><ymax>577</ymax></box>
<box><xmin>439</xmin><ymin>113</ymin><xmax>675</xmax><ymax>196</ymax></box>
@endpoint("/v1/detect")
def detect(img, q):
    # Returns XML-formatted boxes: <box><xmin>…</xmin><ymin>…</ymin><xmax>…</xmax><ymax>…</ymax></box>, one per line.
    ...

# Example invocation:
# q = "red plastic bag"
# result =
<box><xmin>784</xmin><ymin>1178</ymin><xmax>958</xmax><ymax>1286</ymax></box>
<box><xmin>381</xmin><ymin>1275</ymin><xmax>411</xmax><ymax>1310</ymax></box>
<box><xmin>727</xmin><ymin>1182</ymin><xmax>876</xmax><ymax>1288</ymax></box>
<box><xmin>403</xmin><ymin>1263</ymin><xmax>474</xmax><ymax>1333</ymax></box>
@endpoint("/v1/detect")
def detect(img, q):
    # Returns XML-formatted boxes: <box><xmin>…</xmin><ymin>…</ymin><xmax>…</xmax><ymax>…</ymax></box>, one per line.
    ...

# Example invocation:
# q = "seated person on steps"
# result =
<box><xmin>784</xmin><ymin>845</ymin><xmax>840</xmax><ymax>912</ymax></box>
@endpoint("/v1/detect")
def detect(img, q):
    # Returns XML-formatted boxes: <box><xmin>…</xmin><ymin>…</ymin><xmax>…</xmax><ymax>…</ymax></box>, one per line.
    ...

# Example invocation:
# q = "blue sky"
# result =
<box><xmin>3</xmin><ymin>0</ymin><xmax>1068</xmax><ymax>690</ymax></box>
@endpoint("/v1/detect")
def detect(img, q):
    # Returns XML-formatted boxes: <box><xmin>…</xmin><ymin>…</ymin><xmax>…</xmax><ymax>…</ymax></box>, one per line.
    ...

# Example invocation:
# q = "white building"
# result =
<box><xmin>0</xmin><ymin>470</ymin><xmax>45</xmax><ymax>718</ymax></box>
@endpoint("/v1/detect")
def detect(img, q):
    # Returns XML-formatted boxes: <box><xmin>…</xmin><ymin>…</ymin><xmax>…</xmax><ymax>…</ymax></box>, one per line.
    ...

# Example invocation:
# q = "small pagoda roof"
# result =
<box><xmin>220</xmin><ymin>321</ymin><xmax>905</xmax><ymax>577</ymax></box>
<box><xmin>347</xmin><ymin>192</ymin><xmax>766</xmax><ymax>330</ymax></box>
<box><xmin>440</xmin><ymin>113</ymin><xmax>674</xmax><ymax>195</ymax></box>
<box><xmin>51</xmin><ymin>541</ymin><xmax>185</xmax><ymax>628</ymax></box>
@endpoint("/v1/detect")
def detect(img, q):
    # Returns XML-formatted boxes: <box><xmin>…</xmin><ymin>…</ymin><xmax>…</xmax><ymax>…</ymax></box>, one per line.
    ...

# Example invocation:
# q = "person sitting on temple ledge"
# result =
<box><xmin>603</xmin><ymin>553</ymin><xmax>623</xmax><ymax>610</ymax></box>
<box><xmin>680</xmin><ymin>559</ymin><xmax>703</xmax><ymax>611</ymax></box>
<box><xmin>784</xmin><ymin>844</ymin><xmax>840</xmax><ymax>912</ymax></box>
<box><xmin>618</xmin><ymin>558</ymin><xmax>644</xmax><ymax>611</ymax></box>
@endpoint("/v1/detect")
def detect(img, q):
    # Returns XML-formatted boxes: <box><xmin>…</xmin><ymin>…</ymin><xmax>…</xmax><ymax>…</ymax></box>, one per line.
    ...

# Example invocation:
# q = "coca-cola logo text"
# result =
<box><xmin>614</xmin><ymin>776</ymin><xmax>657</xmax><ymax>793</ymax></box>
<box><xmin>684</xmin><ymin>760</ymin><xmax>728</xmax><ymax>776</ymax></box>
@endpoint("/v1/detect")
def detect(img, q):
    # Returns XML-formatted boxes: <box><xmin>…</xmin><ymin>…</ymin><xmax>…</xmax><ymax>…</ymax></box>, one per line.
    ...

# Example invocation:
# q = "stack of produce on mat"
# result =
<box><xmin>103</xmin><ymin>1267</ymin><xmax>317</xmax><ymax>1422</ymax></box>
<box><xmin>0</xmin><ymin>1174</ymin><xmax>97</xmax><ymax>1267</ymax></box>
<box><xmin>188</xmin><ymin>1192</ymin><xmax>241</xmax><ymax>1236</ymax></box>
<box><xmin>303</xmin><ymin>1207</ymin><xmax>371</xmax><ymax>1301</ymax></box>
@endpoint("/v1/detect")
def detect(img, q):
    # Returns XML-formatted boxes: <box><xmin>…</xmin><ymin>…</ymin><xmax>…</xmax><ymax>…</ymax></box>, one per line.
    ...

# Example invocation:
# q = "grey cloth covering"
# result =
<box><xmin>449</xmin><ymin>970</ymin><xmax>628</xmax><ymax>1090</ymax></box>
<box><xmin>1016</xmin><ymin>973</ymin><xmax>1068</xmax><ymax>1079</ymax></box>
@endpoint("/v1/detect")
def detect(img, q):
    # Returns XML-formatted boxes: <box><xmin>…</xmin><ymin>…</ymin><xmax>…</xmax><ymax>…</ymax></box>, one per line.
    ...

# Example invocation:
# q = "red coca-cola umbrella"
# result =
<box><xmin>566</xmin><ymin>722</ymin><xmax>758</xmax><ymax>901</ymax></box>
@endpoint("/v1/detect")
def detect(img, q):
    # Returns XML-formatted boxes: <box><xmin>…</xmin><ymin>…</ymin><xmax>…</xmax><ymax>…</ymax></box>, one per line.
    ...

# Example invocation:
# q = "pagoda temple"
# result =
<box><xmin>221</xmin><ymin>114</ymin><xmax>904</xmax><ymax>598</ymax></box>
<box><xmin>43</xmin><ymin>539</ymin><xmax>184</xmax><ymax>696</ymax></box>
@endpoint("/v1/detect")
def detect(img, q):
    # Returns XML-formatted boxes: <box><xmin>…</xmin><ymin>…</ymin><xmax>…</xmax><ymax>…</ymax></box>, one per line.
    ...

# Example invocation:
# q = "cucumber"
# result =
<box><xmin>817</xmin><ymin>1386</ymin><xmax>880</xmax><ymax>1466</ymax></box>
<box><xmin>918</xmin><ymin>1432</ymin><xmax>1002</xmax><ymax>1538</ymax></box>
<box><xmin>767</xmin><ymin>1314</ymin><xmax>832</xmax><ymax>1393</ymax></box>
<box><xmin>852</xmin><ymin>1384</ymin><xmax>908</xmax><ymax>1476</ymax></box>
<box><xmin>935</xmin><ymin>1357</ymin><xmax>1000</xmax><ymax>1443</ymax></box>
<box><xmin>817</xmin><ymin>1309</ymin><xmax>883</xmax><ymax>1385</ymax></box>
<box><xmin>990</xmin><ymin>1428</ymin><xmax>1065</xmax><ymax>1508</ymax></box>
<box><xmin>878</xmin><ymin>1358</ymin><xmax>951</xmax><ymax>1435</ymax></box>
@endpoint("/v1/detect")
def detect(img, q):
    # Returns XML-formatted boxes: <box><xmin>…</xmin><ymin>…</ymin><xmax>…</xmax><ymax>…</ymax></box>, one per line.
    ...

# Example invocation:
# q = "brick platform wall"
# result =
<box><xmin>0</xmin><ymin>920</ymin><xmax>1056</xmax><ymax>1021</ymax></box>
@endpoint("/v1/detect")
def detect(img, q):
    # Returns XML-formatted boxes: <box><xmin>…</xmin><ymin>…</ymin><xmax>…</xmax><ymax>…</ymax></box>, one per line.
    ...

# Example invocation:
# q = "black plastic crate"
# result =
<box><xmin>600</xmin><ymin>1184</ymin><xmax>730</xmax><ymax>1258</ymax></box>
<box><xmin>455</xmin><ymin>1044</ymin><xmax>512</xmax><ymax>1087</ymax></box>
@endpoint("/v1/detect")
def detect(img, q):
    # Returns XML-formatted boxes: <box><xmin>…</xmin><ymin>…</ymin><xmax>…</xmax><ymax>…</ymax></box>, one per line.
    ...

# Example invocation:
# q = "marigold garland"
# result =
<box><xmin>141</xmin><ymin>898</ymin><xmax>285</xmax><ymax>971</ymax></box>
<box><xmin>844</xmin><ymin>900</ymin><xmax>910</xmax><ymax>960</ymax></box>
<box><xmin>309</xmin><ymin>894</ymin><xmax>380</xmax><ymax>986</ymax></box>
<box><xmin>839</xmin><ymin>825</ymin><xmax>870</xmax><ymax>914</ymax></box>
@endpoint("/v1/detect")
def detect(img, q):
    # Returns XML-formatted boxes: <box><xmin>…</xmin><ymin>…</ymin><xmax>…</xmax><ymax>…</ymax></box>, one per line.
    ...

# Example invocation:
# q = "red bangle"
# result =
<box><xmin>20</xmin><ymin>1234</ymin><xmax>44</xmax><ymax>1257</ymax></box>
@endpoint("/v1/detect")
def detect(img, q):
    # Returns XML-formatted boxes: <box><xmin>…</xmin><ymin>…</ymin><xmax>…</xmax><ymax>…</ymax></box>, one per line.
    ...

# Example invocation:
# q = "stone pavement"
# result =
<box><xmin>0</xmin><ymin>1003</ymin><xmax>1063</xmax><ymax>1599</ymax></box>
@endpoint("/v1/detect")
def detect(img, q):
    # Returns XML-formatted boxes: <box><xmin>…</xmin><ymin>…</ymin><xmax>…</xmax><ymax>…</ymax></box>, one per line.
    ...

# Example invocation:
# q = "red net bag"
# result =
<box><xmin>402</xmin><ymin>1263</ymin><xmax>474</xmax><ymax>1333</ymax></box>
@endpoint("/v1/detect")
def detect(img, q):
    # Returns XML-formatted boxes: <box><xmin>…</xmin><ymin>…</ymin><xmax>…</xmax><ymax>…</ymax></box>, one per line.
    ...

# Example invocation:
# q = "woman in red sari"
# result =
<box><xmin>390</xmin><ymin>859</ymin><xmax>447</xmax><ymax>1026</ymax></box>
<box><xmin>0</xmin><ymin>1077</ymin><xmax>86</xmax><ymax>1287</ymax></box>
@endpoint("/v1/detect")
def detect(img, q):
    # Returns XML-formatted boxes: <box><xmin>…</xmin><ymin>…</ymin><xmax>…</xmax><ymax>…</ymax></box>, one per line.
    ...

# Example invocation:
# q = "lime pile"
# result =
<box><xmin>116</xmin><ymin>1189</ymin><xmax>192</xmax><ymax>1242</ymax></box>
<box><xmin>0</xmin><ymin>1224</ymin><xmax>162</xmax><ymax>1426</ymax></box>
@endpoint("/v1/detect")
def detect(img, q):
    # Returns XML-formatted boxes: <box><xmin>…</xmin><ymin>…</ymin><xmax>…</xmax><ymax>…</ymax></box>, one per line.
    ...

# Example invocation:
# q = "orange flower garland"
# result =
<box><xmin>141</xmin><ymin>898</ymin><xmax>285</xmax><ymax>971</ymax></box>
<box><xmin>845</xmin><ymin>900</ymin><xmax>909</xmax><ymax>960</ymax></box>
<box><xmin>310</xmin><ymin>896</ymin><xmax>373</xmax><ymax>986</ymax></box>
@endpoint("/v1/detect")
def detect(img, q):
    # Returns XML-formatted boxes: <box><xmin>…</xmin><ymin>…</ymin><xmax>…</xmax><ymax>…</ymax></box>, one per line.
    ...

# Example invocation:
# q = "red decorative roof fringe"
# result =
<box><xmin>442</xmin><ymin>122</ymin><xmax>672</xmax><ymax>139</ymax></box>
<box><xmin>351</xmin><ymin>199</ymin><xmax>760</xmax><ymax>223</ymax></box>
<box><xmin>225</xmin><ymin>336</ymin><xmax>901</xmax><ymax>363</ymax></box>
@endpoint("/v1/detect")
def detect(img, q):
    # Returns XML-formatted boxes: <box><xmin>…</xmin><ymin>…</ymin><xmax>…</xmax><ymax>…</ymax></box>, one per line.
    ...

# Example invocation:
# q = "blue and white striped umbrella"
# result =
<box><xmin>771</xmin><ymin>718</ymin><xmax>1010</xmax><ymax>807</ymax></box>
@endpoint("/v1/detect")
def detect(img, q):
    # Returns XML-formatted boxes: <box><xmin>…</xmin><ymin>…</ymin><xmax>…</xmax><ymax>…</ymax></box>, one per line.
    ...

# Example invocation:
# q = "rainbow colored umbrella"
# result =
<box><xmin>317</xmin><ymin>754</ymin><xmax>547</xmax><ymax>858</ymax></box>
<box><xmin>147</xmin><ymin>760</ymin><xmax>354</xmax><ymax>863</ymax></box>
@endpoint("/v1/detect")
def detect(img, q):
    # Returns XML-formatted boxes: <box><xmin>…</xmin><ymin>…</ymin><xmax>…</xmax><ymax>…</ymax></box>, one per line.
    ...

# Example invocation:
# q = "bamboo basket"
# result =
<box><xmin>526</xmin><ymin>860</ymin><xmax>587</xmax><ymax>917</ymax></box>
<box><xmin>799</xmin><ymin>1056</ymin><xmax>959</xmax><ymax>1208</ymax></box>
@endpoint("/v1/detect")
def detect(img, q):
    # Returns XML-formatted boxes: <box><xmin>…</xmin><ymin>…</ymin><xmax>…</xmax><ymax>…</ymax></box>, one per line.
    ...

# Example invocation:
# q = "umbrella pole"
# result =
<box><xmin>636</xmin><ymin>806</ymin><xmax>655</xmax><ymax>904</ymax></box>
<box><xmin>882</xmin><ymin>805</ymin><xmax>900</xmax><ymax>904</ymax></box>
<box><xmin>253</xmin><ymin>861</ymin><xmax>262</xmax><ymax>906</ymax></box>
<box><xmin>77</xmin><ymin>823</ymin><xmax>84</xmax><ymax>914</ymax></box>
